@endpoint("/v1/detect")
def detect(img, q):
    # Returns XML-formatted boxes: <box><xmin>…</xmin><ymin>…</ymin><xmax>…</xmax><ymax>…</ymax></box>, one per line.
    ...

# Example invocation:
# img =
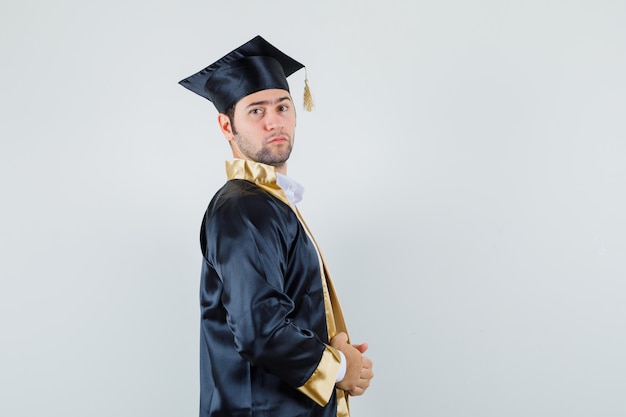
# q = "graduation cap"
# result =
<box><xmin>179</xmin><ymin>35</ymin><xmax>313</xmax><ymax>113</ymax></box>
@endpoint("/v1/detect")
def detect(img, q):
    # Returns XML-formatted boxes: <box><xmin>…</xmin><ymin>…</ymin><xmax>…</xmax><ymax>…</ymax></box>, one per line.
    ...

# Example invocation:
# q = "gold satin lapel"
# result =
<box><xmin>295</xmin><ymin>207</ymin><xmax>351</xmax><ymax>417</ymax></box>
<box><xmin>294</xmin><ymin>207</ymin><xmax>341</xmax><ymax>338</ymax></box>
<box><xmin>336</xmin><ymin>394</ymin><xmax>350</xmax><ymax>417</ymax></box>
<box><xmin>225</xmin><ymin>160</ymin><xmax>290</xmax><ymax>205</ymax></box>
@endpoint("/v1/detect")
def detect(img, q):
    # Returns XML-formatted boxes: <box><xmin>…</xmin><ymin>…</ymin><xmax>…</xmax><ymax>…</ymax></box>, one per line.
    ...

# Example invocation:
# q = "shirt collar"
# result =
<box><xmin>276</xmin><ymin>172</ymin><xmax>305</xmax><ymax>206</ymax></box>
<box><xmin>227</xmin><ymin>159</ymin><xmax>305</xmax><ymax>206</ymax></box>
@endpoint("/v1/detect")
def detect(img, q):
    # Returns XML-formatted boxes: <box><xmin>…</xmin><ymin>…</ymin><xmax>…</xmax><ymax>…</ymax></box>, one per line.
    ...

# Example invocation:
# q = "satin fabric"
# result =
<box><xmin>178</xmin><ymin>36</ymin><xmax>304</xmax><ymax>113</ymax></box>
<box><xmin>199</xmin><ymin>168</ymin><xmax>341</xmax><ymax>416</ymax></box>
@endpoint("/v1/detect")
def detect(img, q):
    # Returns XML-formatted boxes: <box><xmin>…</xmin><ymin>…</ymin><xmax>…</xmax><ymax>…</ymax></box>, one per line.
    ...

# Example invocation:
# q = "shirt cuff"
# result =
<box><xmin>335</xmin><ymin>350</ymin><xmax>346</xmax><ymax>383</ymax></box>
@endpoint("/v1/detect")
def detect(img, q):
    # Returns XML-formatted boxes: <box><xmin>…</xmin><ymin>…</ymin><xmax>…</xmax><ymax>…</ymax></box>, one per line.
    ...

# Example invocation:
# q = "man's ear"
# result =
<box><xmin>217</xmin><ymin>113</ymin><xmax>233</xmax><ymax>140</ymax></box>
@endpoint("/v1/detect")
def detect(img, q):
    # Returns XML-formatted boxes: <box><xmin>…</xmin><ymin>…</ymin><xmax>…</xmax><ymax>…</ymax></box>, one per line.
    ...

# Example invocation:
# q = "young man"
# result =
<box><xmin>179</xmin><ymin>35</ymin><xmax>373</xmax><ymax>417</ymax></box>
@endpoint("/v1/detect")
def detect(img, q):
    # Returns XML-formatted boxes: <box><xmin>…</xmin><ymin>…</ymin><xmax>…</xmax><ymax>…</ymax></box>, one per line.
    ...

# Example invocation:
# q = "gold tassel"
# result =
<box><xmin>303</xmin><ymin>68</ymin><xmax>314</xmax><ymax>112</ymax></box>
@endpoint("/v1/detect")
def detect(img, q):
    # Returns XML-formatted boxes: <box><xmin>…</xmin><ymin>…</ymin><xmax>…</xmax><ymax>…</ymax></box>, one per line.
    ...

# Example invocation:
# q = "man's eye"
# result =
<box><xmin>279</xmin><ymin>105</ymin><xmax>289</xmax><ymax>112</ymax></box>
<box><xmin>250</xmin><ymin>108</ymin><xmax>263</xmax><ymax>115</ymax></box>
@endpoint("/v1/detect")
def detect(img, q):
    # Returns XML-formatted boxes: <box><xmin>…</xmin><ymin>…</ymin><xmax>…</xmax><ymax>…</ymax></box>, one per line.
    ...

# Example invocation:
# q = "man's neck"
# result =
<box><xmin>275</xmin><ymin>163</ymin><xmax>287</xmax><ymax>176</ymax></box>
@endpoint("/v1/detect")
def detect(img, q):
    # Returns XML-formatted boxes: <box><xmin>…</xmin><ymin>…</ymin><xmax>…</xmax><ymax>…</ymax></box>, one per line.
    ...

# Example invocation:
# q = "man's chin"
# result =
<box><xmin>257</xmin><ymin>151</ymin><xmax>291</xmax><ymax>166</ymax></box>
<box><xmin>267</xmin><ymin>158</ymin><xmax>289</xmax><ymax>168</ymax></box>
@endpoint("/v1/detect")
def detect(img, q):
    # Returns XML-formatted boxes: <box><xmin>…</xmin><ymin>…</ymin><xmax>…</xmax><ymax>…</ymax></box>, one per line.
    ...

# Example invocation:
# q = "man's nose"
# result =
<box><xmin>265</xmin><ymin>111</ymin><xmax>283</xmax><ymax>130</ymax></box>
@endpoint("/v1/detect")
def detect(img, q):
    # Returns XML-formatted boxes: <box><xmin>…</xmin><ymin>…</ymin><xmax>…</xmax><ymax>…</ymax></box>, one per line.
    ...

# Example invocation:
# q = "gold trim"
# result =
<box><xmin>225</xmin><ymin>159</ymin><xmax>290</xmax><ymax>205</ymax></box>
<box><xmin>296</xmin><ymin>346</ymin><xmax>341</xmax><ymax>406</ymax></box>
<box><xmin>295</xmin><ymin>207</ymin><xmax>349</xmax><ymax>340</ymax></box>
<box><xmin>295</xmin><ymin>207</ymin><xmax>351</xmax><ymax>416</ymax></box>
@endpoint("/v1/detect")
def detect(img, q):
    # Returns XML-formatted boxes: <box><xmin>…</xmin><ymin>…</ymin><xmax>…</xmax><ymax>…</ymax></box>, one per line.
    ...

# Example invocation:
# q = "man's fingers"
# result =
<box><xmin>348</xmin><ymin>379</ymin><xmax>371</xmax><ymax>396</ymax></box>
<box><xmin>348</xmin><ymin>358</ymin><xmax>374</xmax><ymax>396</ymax></box>
<box><xmin>362</xmin><ymin>356</ymin><xmax>373</xmax><ymax>369</ymax></box>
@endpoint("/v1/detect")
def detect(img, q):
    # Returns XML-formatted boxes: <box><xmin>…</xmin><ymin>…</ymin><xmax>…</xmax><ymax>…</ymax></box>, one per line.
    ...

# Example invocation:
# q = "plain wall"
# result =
<box><xmin>1</xmin><ymin>0</ymin><xmax>625</xmax><ymax>415</ymax></box>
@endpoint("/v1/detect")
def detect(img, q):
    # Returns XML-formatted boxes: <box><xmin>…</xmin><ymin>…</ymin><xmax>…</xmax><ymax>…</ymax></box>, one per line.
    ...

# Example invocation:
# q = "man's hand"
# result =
<box><xmin>348</xmin><ymin>341</ymin><xmax>373</xmax><ymax>396</ymax></box>
<box><xmin>330</xmin><ymin>332</ymin><xmax>374</xmax><ymax>396</ymax></box>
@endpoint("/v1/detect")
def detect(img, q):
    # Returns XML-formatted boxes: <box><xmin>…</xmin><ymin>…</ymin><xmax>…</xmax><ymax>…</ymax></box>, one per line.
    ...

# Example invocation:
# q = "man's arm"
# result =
<box><xmin>205</xmin><ymin>187</ymin><xmax>344</xmax><ymax>404</ymax></box>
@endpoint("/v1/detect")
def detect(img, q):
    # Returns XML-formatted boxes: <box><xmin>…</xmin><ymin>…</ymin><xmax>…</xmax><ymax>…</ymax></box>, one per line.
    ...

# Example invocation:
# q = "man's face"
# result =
<box><xmin>228</xmin><ymin>89</ymin><xmax>296</xmax><ymax>168</ymax></box>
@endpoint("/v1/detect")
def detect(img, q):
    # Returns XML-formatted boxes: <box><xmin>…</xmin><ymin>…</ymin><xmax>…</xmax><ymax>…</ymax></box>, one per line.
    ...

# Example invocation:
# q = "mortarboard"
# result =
<box><xmin>179</xmin><ymin>35</ymin><xmax>313</xmax><ymax>113</ymax></box>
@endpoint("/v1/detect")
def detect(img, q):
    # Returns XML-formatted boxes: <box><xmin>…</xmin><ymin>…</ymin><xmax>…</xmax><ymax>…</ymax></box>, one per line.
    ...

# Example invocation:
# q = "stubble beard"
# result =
<box><xmin>233</xmin><ymin>132</ymin><xmax>294</xmax><ymax>168</ymax></box>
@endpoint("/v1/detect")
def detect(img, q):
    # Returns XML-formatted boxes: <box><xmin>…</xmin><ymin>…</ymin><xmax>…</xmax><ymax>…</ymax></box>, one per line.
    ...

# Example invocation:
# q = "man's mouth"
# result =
<box><xmin>268</xmin><ymin>136</ymin><xmax>288</xmax><ymax>144</ymax></box>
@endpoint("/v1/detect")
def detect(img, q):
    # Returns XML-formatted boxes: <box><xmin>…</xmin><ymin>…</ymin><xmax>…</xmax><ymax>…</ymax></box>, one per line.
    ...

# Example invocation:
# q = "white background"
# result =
<box><xmin>1</xmin><ymin>1</ymin><xmax>625</xmax><ymax>416</ymax></box>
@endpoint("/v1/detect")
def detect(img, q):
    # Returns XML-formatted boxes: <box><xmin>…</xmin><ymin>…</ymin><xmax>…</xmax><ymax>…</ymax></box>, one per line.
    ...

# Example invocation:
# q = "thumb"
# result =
<box><xmin>330</xmin><ymin>332</ymin><xmax>349</xmax><ymax>347</ymax></box>
<box><xmin>353</xmin><ymin>342</ymin><xmax>369</xmax><ymax>354</ymax></box>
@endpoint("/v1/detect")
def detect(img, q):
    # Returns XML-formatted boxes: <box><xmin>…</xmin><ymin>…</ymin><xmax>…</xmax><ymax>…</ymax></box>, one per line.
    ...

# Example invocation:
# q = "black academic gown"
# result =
<box><xmin>198</xmin><ymin>160</ymin><xmax>347</xmax><ymax>417</ymax></box>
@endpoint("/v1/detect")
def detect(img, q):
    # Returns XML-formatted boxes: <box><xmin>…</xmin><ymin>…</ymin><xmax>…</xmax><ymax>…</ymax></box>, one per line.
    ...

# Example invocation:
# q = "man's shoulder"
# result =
<box><xmin>207</xmin><ymin>180</ymin><xmax>289</xmax><ymax>218</ymax></box>
<box><xmin>213</xmin><ymin>179</ymin><xmax>276</xmax><ymax>202</ymax></box>
<box><xmin>201</xmin><ymin>179</ymin><xmax>298</xmax><ymax>247</ymax></box>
